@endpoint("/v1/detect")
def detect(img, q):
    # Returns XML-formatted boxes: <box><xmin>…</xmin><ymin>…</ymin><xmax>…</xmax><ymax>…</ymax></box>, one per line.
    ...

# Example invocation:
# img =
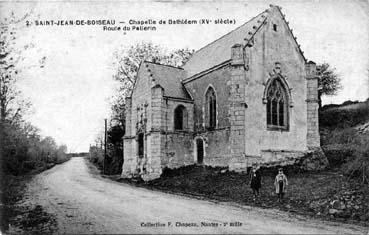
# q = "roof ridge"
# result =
<box><xmin>182</xmin><ymin>8</ymin><xmax>269</xmax><ymax>67</ymax></box>
<box><xmin>144</xmin><ymin>60</ymin><xmax>184</xmax><ymax>70</ymax></box>
<box><xmin>243</xmin><ymin>8</ymin><xmax>270</xmax><ymax>47</ymax></box>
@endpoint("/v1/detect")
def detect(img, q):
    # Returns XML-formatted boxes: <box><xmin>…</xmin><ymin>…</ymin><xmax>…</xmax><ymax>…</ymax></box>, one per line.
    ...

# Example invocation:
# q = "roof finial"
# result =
<box><xmin>269</xmin><ymin>4</ymin><xmax>282</xmax><ymax>10</ymax></box>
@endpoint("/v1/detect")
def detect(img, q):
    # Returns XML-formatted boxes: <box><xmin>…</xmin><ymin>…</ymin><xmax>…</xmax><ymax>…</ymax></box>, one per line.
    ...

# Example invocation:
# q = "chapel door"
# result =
<box><xmin>196</xmin><ymin>139</ymin><xmax>204</xmax><ymax>164</ymax></box>
<box><xmin>138</xmin><ymin>133</ymin><xmax>144</xmax><ymax>158</ymax></box>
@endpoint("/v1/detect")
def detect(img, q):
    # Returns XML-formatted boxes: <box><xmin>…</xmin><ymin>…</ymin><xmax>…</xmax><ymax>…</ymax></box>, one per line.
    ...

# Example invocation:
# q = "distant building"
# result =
<box><xmin>122</xmin><ymin>5</ymin><xmax>327</xmax><ymax>181</ymax></box>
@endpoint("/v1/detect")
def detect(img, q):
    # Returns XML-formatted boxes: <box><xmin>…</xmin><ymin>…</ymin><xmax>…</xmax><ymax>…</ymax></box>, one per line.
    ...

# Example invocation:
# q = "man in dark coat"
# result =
<box><xmin>250</xmin><ymin>164</ymin><xmax>261</xmax><ymax>199</ymax></box>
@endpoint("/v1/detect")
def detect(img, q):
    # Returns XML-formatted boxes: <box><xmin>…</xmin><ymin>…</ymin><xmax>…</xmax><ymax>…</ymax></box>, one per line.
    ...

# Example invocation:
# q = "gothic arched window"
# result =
<box><xmin>205</xmin><ymin>87</ymin><xmax>216</xmax><ymax>129</ymax></box>
<box><xmin>174</xmin><ymin>105</ymin><xmax>187</xmax><ymax>130</ymax></box>
<box><xmin>266</xmin><ymin>78</ymin><xmax>289</xmax><ymax>130</ymax></box>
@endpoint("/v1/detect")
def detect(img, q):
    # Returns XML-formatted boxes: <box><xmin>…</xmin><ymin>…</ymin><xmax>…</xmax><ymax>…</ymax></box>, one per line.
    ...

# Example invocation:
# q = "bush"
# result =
<box><xmin>320</xmin><ymin>126</ymin><xmax>367</xmax><ymax>169</ymax></box>
<box><xmin>1</xmin><ymin>121</ymin><xmax>70</xmax><ymax>176</ymax></box>
<box><xmin>88</xmin><ymin>146</ymin><xmax>104</xmax><ymax>170</ymax></box>
<box><xmin>22</xmin><ymin>161</ymin><xmax>36</xmax><ymax>171</ymax></box>
<box><xmin>322</xmin><ymin>145</ymin><xmax>355</xmax><ymax>168</ymax></box>
<box><xmin>321</xmin><ymin>116</ymin><xmax>369</xmax><ymax>183</ymax></box>
<box><xmin>320</xmin><ymin>101</ymin><xmax>369</xmax><ymax>129</ymax></box>
<box><xmin>321</xmin><ymin>128</ymin><xmax>360</xmax><ymax>146</ymax></box>
<box><xmin>342</xmin><ymin>141</ymin><xmax>369</xmax><ymax>184</ymax></box>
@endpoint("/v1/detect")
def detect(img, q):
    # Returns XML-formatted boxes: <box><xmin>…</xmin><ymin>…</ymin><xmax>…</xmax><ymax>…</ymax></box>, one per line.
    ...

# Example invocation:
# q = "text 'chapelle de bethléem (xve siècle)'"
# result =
<box><xmin>27</xmin><ymin>18</ymin><xmax>237</xmax><ymax>34</ymax></box>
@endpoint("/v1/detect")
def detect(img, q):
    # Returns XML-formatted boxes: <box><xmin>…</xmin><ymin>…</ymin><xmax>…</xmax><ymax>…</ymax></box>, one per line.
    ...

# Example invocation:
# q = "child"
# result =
<box><xmin>274</xmin><ymin>168</ymin><xmax>288</xmax><ymax>202</ymax></box>
<box><xmin>250</xmin><ymin>164</ymin><xmax>261</xmax><ymax>199</ymax></box>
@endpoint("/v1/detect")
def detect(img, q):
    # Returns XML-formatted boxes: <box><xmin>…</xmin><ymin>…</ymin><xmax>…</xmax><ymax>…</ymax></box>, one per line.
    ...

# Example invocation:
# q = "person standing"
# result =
<box><xmin>274</xmin><ymin>168</ymin><xmax>288</xmax><ymax>202</ymax></box>
<box><xmin>250</xmin><ymin>164</ymin><xmax>261</xmax><ymax>199</ymax></box>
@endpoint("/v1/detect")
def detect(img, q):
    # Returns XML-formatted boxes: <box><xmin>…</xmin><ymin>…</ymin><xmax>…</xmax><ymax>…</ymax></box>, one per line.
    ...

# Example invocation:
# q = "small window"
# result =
<box><xmin>174</xmin><ymin>105</ymin><xmax>187</xmax><ymax>130</ymax></box>
<box><xmin>205</xmin><ymin>87</ymin><xmax>217</xmax><ymax>129</ymax></box>
<box><xmin>273</xmin><ymin>24</ymin><xmax>277</xmax><ymax>31</ymax></box>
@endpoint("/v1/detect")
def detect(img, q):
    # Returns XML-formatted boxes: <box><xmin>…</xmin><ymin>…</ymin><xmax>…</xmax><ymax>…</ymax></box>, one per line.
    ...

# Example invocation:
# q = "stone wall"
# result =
<box><xmin>184</xmin><ymin>66</ymin><xmax>231</xmax><ymax>131</ymax></box>
<box><xmin>122</xmin><ymin>137</ymin><xmax>136</xmax><ymax>177</ymax></box>
<box><xmin>142</xmin><ymin>132</ymin><xmax>163</xmax><ymax>181</ymax></box>
<box><xmin>159</xmin><ymin>98</ymin><xmax>194</xmax><ymax>169</ymax></box>
<box><xmin>122</xmin><ymin>65</ymin><xmax>153</xmax><ymax>178</ymax></box>
<box><xmin>243</xmin><ymin>7</ymin><xmax>309</xmax><ymax>160</ymax></box>
<box><xmin>130</xmin><ymin>65</ymin><xmax>152</xmax><ymax>137</ymax></box>
<box><xmin>183</xmin><ymin>65</ymin><xmax>232</xmax><ymax>167</ymax></box>
<box><xmin>260</xmin><ymin>148</ymin><xmax>328</xmax><ymax>171</ymax></box>
<box><xmin>164</xmin><ymin>98</ymin><xmax>194</xmax><ymax>132</ymax></box>
<box><xmin>141</xmin><ymin>85</ymin><xmax>165</xmax><ymax>180</ymax></box>
<box><xmin>202</xmin><ymin>128</ymin><xmax>232</xmax><ymax>166</ymax></box>
<box><xmin>162</xmin><ymin>132</ymin><xmax>194</xmax><ymax>168</ymax></box>
<box><xmin>122</xmin><ymin>98</ymin><xmax>137</xmax><ymax>177</ymax></box>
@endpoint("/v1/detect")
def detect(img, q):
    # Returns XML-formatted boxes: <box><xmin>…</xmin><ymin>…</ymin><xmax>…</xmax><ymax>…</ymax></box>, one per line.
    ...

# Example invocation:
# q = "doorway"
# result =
<box><xmin>196</xmin><ymin>138</ymin><xmax>204</xmax><ymax>164</ymax></box>
<box><xmin>138</xmin><ymin>133</ymin><xmax>144</xmax><ymax>158</ymax></box>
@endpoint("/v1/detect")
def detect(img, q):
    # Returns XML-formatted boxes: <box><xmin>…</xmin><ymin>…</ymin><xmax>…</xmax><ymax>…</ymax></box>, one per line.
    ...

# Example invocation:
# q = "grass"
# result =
<box><xmin>119</xmin><ymin>165</ymin><xmax>369</xmax><ymax>226</ymax></box>
<box><xmin>117</xmin><ymin>100</ymin><xmax>369</xmax><ymax>226</ymax></box>
<box><xmin>320</xmin><ymin>99</ymin><xmax>369</xmax><ymax>129</ymax></box>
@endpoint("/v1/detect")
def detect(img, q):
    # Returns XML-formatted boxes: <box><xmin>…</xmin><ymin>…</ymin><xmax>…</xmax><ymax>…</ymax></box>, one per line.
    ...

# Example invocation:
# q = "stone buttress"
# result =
<box><xmin>141</xmin><ymin>85</ymin><xmax>164</xmax><ymax>181</ymax></box>
<box><xmin>122</xmin><ymin>97</ymin><xmax>136</xmax><ymax>177</ymax></box>
<box><xmin>228</xmin><ymin>44</ymin><xmax>248</xmax><ymax>172</ymax></box>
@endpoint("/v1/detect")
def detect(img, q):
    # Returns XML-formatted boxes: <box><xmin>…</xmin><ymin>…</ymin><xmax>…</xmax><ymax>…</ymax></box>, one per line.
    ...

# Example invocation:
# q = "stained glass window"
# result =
<box><xmin>266</xmin><ymin>79</ymin><xmax>288</xmax><ymax>129</ymax></box>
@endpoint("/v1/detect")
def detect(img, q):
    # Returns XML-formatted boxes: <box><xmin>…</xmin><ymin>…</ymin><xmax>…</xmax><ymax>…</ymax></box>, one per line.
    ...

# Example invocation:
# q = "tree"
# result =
<box><xmin>0</xmin><ymin>12</ymin><xmax>46</xmax><ymax>157</ymax></box>
<box><xmin>58</xmin><ymin>145</ymin><xmax>68</xmax><ymax>154</ymax></box>
<box><xmin>0</xmin><ymin>12</ymin><xmax>44</xmax><ymax>124</ymax></box>
<box><xmin>0</xmin><ymin>12</ymin><xmax>54</xmax><ymax>175</ymax></box>
<box><xmin>0</xmin><ymin>12</ymin><xmax>33</xmax><ymax>172</ymax></box>
<box><xmin>316</xmin><ymin>63</ymin><xmax>342</xmax><ymax>109</ymax></box>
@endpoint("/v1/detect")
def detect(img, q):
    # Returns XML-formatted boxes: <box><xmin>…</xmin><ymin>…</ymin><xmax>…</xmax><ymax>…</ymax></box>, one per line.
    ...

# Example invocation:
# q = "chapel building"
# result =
<box><xmin>122</xmin><ymin>5</ymin><xmax>325</xmax><ymax>181</ymax></box>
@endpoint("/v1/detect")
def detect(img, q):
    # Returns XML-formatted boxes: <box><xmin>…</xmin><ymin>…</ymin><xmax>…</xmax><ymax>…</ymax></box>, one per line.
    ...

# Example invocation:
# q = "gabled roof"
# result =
<box><xmin>131</xmin><ymin>5</ymin><xmax>307</xmax><ymax>100</ymax></box>
<box><xmin>182</xmin><ymin>5</ymin><xmax>306</xmax><ymax>78</ymax></box>
<box><xmin>143</xmin><ymin>61</ymin><xmax>191</xmax><ymax>100</ymax></box>
<box><xmin>182</xmin><ymin>9</ymin><xmax>268</xmax><ymax>78</ymax></box>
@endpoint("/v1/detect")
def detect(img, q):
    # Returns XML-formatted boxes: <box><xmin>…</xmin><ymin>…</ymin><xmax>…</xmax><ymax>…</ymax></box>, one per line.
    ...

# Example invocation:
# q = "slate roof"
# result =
<box><xmin>143</xmin><ymin>61</ymin><xmax>191</xmax><ymax>100</ymax></box>
<box><xmin>132</xmin><ymin>5</ymin><xmax>305</xmax><ymax>100</ymax></box>
<box><xmin>182</xmin><ymin>9</ymin><xmax>269</xmax><ymax>78</ymax></box>
<box><xmin>182</xmin><ymin>5</ymin><xmax>306</xmax><ymax>78</ymax></box>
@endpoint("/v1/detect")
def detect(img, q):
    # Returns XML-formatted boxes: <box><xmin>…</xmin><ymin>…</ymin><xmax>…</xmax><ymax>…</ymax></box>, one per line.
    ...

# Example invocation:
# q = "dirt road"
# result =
<box><xmin>23</xmin><ymin>157</ymin><xmax>367</xmax><ymax>234</ymax></box>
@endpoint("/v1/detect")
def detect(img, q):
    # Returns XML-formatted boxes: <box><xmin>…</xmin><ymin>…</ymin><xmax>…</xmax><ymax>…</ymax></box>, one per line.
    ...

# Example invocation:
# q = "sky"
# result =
<box><xmin>0</xmin><ymin>0</ymin><xmax>368</xmax><ymax>152</ymax></box>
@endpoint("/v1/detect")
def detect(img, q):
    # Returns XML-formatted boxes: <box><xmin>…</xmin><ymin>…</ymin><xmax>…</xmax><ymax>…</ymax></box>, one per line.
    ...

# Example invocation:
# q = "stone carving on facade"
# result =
<box><xmin>263</xmin><ymin>62</ymin><xmax>293</xmax><ymax>107</ymax></box>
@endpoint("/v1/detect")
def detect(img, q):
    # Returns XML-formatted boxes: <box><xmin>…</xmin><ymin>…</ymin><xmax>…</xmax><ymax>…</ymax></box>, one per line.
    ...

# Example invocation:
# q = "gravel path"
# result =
<box><xmin>23</xmin><ymin>157</ymin><xmax>368</xmax><ymax>234</ymax></box>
